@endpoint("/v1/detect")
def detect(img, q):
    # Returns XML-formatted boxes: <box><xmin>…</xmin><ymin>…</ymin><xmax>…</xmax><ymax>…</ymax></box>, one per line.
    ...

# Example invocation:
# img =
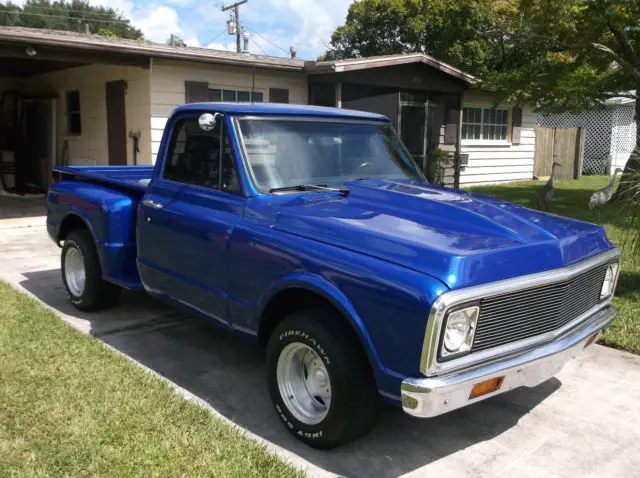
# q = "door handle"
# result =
<box><xmin>142</xmin><ymin>199</ymin><xmax>164</xmax><ymax>209</ymax></box>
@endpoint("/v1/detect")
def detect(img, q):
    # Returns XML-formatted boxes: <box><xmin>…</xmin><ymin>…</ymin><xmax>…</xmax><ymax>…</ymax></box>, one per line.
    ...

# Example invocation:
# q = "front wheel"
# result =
<box><xmin>266</xmin><ymin>309</ymin><xmax>379</xmax><ymax>449</ymax></box>
<box><xmin>61</xmin><ymin>229</ymin><xmax>120</xmax><ymax>311</ymax></box>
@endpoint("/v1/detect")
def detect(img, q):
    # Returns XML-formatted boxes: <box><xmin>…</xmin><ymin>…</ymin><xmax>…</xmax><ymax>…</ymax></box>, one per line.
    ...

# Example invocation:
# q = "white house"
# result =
<box><xmin>0</xmin><ymin>26</ymin><xmax>536</xmax><ymax>193</ymax></box>
<box><xmin>458</xmin><ymin>90</ymin><xmax>537</xmax><ymax>186</ymax></box>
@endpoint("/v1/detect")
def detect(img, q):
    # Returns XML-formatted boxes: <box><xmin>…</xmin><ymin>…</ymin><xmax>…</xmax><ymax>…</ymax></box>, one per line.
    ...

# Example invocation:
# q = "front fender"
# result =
<box><xmin>258</xmin><ymin>272</ymin><xmax>403</xmax><ymax>386</ymax></box>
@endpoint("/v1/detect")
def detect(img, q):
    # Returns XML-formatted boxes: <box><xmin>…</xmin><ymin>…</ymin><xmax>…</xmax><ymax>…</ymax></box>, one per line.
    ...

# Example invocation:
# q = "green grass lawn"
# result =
<box><xmin>0</xmin><ymin>282</ymin><xmax>302</xmax><ymax>477</ymax></box>
<box><xmin>470</xmin><ymin>176</ymin><xmax>640</xmax><ymax>355</ymax></box>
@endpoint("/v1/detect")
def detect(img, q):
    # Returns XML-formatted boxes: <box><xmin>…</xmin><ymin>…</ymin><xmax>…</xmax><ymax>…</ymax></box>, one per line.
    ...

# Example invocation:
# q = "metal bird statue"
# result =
<box><xmin>537</xmin><ymin>161</ymin><xmax>561</xmax><ymax>211</ymax></box>
<box><xmin>588</xmin><ymin>168</ymin><xmax>624</xmax><ymax>222</ymax></box>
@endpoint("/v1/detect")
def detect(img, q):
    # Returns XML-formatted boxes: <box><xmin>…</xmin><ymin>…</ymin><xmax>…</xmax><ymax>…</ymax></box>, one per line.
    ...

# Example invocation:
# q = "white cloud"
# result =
<box><xmin>165</xmin><ymin>0</ymin><xmax>195</xmax><ymax>6</ymax></box>
<box><xmin>184</xmin><ymin>37</ymin><xmax>201</xmax><ymax>47</ymax></box>
<box><xmin>206</xmin><ymin>41</ymin><xmax>238</xmax><ymax>52</ymax></box>
<box><xmin>264</xmin><ymin>0</ymin><xmax>349</xmax><ymax>56</ymax></box>
<box><xmin>132</xmin><ymin>6</ymin><xmax>182</xmax><ymax>43</ymax></box>
<box><xmin>30</xmin><ymin>0</ymin><xmax>353</xmax><ymax>59</ymax></box>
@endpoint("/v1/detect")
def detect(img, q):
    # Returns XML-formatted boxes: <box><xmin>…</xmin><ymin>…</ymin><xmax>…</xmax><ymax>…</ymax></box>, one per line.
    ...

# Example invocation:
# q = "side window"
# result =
<box><xmin>163</xmin><ymin>116</ymin><xmax>242</xmax><ymax>195</ymax></box>
<box><xmin>163</xmin><ymin>117</ymin><xmax>221</xmax><ymax>189</ymax></box>
<box><xmin>66</xmin><ymin>90</ymin><xmax>82</xmax><ymax>135</ymax></box>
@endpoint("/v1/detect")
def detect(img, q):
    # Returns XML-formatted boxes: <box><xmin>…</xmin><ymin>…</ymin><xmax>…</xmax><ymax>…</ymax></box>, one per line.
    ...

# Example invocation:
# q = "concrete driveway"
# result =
<box><xmin>1</xmin><ymin>212</ymin><xmax>640</xmax><ymax>477</ymax></box>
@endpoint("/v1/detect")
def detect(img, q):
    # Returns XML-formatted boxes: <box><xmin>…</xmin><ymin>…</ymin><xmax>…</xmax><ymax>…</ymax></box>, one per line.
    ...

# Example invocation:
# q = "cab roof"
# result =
<box><xmin>175</xmin><ymin>102</ymin><xmax>389</xmax><ymax>122</ymax></box>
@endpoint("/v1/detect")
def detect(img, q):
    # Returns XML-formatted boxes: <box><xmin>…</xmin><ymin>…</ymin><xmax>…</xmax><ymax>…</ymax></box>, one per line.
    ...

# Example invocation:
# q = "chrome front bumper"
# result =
<box><xmin>401</xmin><ymin>306</ymin><xmax>616</xmax><ymax>418</ymax></box>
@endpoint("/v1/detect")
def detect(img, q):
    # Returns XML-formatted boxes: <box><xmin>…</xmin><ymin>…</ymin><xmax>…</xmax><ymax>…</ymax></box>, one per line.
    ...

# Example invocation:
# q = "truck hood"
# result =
<box><xmin>255</xmin><ymin>179</ymin><xmax>613</xmax><ymax>289</ymax></box>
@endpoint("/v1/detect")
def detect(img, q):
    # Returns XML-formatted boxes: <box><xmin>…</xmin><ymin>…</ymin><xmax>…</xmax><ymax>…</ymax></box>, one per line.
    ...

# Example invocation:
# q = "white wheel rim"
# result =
<box><xmin>64</xmin><ymin>246</ymin><xmax>86</xmax><ymax>297</ymax></box>
<box><xmin>277</xmin><ymin>342</ymin><xmax>332</xmax><ymax>425</ymax></box>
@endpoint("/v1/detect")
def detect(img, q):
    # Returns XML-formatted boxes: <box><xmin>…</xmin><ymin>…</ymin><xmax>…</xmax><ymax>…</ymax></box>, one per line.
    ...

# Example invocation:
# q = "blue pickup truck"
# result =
<box><xmin>47</xmin><ymin>103</ymin><xmax>620</xmax><ymax>448</ymax></box>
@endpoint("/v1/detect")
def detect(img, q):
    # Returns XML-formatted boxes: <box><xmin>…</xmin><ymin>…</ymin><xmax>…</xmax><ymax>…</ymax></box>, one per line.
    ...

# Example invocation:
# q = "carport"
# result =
<box><xmin>0</xmin><ymin>28</ymin><xmax>151</xmax><ymax>194</ymax></box>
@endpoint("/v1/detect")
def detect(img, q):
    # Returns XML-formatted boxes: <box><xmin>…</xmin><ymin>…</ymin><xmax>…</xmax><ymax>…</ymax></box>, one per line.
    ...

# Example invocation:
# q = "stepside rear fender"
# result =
<box><xmin>47</xmin><ymin>181</ymin><xmax>143</xmax><ymax>289</ymax></box>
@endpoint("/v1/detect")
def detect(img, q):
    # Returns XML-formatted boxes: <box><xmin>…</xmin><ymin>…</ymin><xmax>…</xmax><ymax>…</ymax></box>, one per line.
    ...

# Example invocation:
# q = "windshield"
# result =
<box><xmin>236</xmin><ymin>119</ymin><xmax>423</xmax><ymax>191</ymax></box>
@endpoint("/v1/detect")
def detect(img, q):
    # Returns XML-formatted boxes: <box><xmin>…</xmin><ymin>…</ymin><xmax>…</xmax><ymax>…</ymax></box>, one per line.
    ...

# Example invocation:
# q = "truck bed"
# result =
<box><xmin>53</xmin><ymin>165</ymin><xmax>154</xmax><ymax>193</ymax></box>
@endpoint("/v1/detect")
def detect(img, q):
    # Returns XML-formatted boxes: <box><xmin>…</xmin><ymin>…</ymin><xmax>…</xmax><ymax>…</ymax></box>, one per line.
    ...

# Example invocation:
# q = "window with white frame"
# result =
<box><xmin>462</xmin><ymin>107</ymin><xmax>509</xmax><ymax>141</ymax></box>
<box><xmin>208</xmin><ymin>88</ymin><xmax>264</xmax><ymax>103</ymax></box>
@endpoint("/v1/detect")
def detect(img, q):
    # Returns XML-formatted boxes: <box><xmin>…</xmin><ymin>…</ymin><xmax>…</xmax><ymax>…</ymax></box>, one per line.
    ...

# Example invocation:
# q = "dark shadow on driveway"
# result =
<box><xmin>0</xmin><ymin>196</ymin><xmax>47</xmax><ymax>219</ymax></box>
<box><xmin>19</xmin><ymin>268</ymin><xmax>561</xmax><ymax>478</ymax></box>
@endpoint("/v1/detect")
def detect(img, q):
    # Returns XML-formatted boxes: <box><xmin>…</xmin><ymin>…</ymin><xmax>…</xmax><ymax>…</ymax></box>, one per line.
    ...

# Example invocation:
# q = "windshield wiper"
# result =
<box><xmin>269</xmin><ymin>184</ymin><xmax>349</xmax><ymax>195</ymax></box>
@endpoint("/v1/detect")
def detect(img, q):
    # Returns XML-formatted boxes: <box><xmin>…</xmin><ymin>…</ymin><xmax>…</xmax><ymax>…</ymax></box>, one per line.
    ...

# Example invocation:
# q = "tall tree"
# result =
<box><xmin>480</xmin><ymin>0</ymin><xmax>640</xmax><ymax>192</ymax></box>
<box><xmin>321</xmin><ymin>0</ymin><xmax>517</xmax><ymax>78</ymax></box>
<box><xmin>0</xmin><ymin>0</ymin><xmax>143</xmax><ymax>39</ymax></box>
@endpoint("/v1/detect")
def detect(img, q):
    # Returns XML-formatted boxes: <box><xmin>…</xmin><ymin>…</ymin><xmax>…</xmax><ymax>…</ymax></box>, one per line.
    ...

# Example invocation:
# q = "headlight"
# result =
<box><xmin>441</xmin><ymin>305</ymin><xmax>479</xmax><ymax>358</ymax></box>
<box><xmin>600</xmin><ymin>262</ymin><xmax>619</xmax><ymax>300</ymax></box>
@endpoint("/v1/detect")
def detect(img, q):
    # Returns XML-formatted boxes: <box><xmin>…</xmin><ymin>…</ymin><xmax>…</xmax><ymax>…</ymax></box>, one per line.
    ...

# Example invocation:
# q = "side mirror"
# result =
<box><xmin>199</xmin><ymin>112</ymin><xmax>222</xmax><ymax>132</ymax></box>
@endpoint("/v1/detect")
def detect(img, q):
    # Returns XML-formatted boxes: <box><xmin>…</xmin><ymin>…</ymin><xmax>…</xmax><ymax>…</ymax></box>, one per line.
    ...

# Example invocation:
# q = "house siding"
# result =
<box><xmin>23</xmin><ymin>64</ymin><xmax>151</xmax><ymax>166</ymax></box>
<box><xmin>149</xmin><ymin>59</ymin><xmax>307</xmax><ymax>163</ymax></box>
<box><xmin>459</xmin><ymin>90</ymin><xmax>536</xmax><ymax>186</ymax></box>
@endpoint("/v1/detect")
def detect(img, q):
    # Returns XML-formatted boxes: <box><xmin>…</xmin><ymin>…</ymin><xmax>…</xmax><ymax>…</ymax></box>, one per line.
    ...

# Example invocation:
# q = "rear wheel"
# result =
<box><xmin>61</xmin><ymin>229</ymin><xmax>120</xmax><ymax>311</ymax></box>
<box><xmin>266</xmin><ymin>309</ymin><xmax>379</xmax><ymax>449</ymax></box>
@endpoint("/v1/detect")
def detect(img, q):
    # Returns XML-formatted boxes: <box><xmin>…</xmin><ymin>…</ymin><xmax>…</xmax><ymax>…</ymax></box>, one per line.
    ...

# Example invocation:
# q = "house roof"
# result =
<box><xmin>0</xmin><ymin>26</ymin><xmax>479</xmax><ymax>83</ymax></box>
<box><xmin>175</xmin><ymin>102</ymin><xmax>389</xmax><ymax>121</ymax></box>
<box><xmin>0</xmin><ymin>26</ymin><xmax>305</xmax><ymax>71</ymax></box>
<box><xmin>308</xmin><ymin>52</ymin><xmax>479</xmax><ymax>85</ymax></box>
<box><xmin>604</xmin><ymin>91</ymin><xmax>636</xmax><ymax>106</ymax></box>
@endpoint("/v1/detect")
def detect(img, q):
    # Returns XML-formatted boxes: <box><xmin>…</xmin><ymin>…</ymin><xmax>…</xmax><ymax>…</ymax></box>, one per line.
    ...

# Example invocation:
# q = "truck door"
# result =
<box><xmin>137</xmin><ymin>113</ymin><xmax>244</xmax><ymax>326</ymax></box>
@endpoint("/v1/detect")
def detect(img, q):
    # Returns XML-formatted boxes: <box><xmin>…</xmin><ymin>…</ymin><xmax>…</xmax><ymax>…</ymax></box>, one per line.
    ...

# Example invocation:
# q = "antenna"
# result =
<box><xmin>222</xmin><ymin>0</ymin><xmax>248</xmax><ymax>54</ymax></box>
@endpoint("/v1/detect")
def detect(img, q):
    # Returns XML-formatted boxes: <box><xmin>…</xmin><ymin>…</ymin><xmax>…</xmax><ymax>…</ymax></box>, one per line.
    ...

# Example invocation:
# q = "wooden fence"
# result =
<box><xmin>534</xmin><ymin>126</ymin><xmax>585</xmax><ymax>180</ymax></box>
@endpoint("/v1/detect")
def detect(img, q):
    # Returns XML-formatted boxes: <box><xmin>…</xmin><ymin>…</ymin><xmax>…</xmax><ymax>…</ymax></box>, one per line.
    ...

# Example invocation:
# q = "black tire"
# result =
<box><xmin>266</xmin><ymin>309</ymin><xmax>379</xmax><ymax>449</ymax></box>
<box><xmin>61</xmin><ymin>229</ymin><xmax>121</xmax><ymax>311</ymax></box>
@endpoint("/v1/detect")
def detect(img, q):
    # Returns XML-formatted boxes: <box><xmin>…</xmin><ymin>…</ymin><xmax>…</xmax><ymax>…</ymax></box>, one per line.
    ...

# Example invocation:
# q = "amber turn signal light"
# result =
<box><xmin>584</xmin><ymin>332</ymin><xmax>599</xmax><ymax>348</ymax></box>
<box><xmin>469</xmin><ymin>376</ymin><xmax>504</xmax><ymax>400</ymax></box>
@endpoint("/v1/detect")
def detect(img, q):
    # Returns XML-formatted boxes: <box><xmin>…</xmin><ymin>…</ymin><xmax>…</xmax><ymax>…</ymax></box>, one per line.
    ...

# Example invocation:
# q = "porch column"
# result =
<box><xmin>454</xmin><ymin>94</ymin><xmax>463</xmax><ymax>189</ymax></box>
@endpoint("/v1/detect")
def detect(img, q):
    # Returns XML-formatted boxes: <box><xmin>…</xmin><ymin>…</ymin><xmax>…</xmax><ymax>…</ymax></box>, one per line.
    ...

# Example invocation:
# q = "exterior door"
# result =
<box><xmin>106</xmin><ymin>80</ymin><xmax>127</xmax><ymax>165</ymax></box>
<box><xmin>400</xmin><ymin>103</ymin><xmax>427</xmax><ymax>172</ymax></box>
<box><xmin>137</xmin><ymin>113</ymin><xmax>244</xmax><ymax>325</ymax></box>
<box><xmin>21</xmin><ymin>99</ymin><xmax>54</xmax><ymax>191</ymax></box>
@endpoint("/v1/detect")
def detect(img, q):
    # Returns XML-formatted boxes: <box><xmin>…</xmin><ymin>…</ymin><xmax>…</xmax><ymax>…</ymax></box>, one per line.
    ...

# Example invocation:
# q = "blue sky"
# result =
<box><xmin>87</xmin><ymin>0</ymin><xmax>353</xmax><ymax>59</ymax></box>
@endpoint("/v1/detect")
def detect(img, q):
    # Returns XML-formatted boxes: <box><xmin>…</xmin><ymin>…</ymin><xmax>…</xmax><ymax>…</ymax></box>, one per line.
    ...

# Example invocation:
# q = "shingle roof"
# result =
<box><xmin>0</xmin><ymin>26</ymin><xmax>305</xmax><ymax>71</ymax></box>
<box><xmin>309</xmin><ymin>52</ymin><xmax>479</xmax><ymax>84</ymax></box>
<box><xmin>0</xmin><ymin>26</ymin><xmax>479</xmax><ymax>83</ymax></box>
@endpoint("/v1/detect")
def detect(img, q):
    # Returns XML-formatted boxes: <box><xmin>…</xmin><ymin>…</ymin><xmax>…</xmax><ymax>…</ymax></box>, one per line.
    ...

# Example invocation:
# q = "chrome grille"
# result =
<box><xmin>472</xmin><ymin>264</ymin><xmax>608</xmax><ymax>352</ymax></box>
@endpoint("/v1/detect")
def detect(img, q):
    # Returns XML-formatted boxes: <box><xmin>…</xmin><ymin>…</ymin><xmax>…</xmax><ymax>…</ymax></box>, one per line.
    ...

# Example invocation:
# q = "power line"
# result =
<box><xmin>0</xmin><ymin>9</ymin><xmax>134</xmax><ymax>25</ymax></box>
<box><xmin>204</xmin><ymin>29</ymin><xmax>228</xmax><ymax>47</ymax></box>
<box><xmin>4</xmin><ymin>5</ymin><xmax>130</xmax><ymax>17</ymax></box>
<box><xmin>249</xmin><ymin>35</ymin><xmax>269</xmax><ymax>56</ymax></box>
<box><xmin>244</xmin><ymin>25</ymin><xmax>289</xmax><ymax>55</ymax></box>
<box><xmin>222</xmin><ymin>0</ymin><xmax>248</xmax><ymax>54</ymax></box>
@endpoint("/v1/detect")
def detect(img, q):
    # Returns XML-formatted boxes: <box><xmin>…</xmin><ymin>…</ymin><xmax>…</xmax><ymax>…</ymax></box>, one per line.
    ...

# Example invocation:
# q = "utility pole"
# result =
<box><xmin>222</xmin><ymin>0</ymin><xmax>248</xmax><ymax>53</ymax></box>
